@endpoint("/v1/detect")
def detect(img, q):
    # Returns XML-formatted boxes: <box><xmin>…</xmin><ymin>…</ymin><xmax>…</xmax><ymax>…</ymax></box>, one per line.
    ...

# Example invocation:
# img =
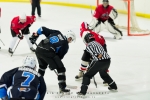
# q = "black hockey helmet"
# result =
<box><xmin>103</xmin><ymin>0</ymin><xmax>109</xmax><ymax>2</ymax></box>
<box><xmin>82</xmin><ymin>31</ymin><xmax>95</xmax><ymax>44</ymax></box>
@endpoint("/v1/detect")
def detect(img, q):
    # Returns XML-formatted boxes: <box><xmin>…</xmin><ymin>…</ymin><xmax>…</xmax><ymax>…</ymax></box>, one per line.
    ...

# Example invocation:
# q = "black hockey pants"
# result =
<box><xmin>35</xmin><ymin>46</ymin><xmax>67</xmax><ymax>89</ymax></box>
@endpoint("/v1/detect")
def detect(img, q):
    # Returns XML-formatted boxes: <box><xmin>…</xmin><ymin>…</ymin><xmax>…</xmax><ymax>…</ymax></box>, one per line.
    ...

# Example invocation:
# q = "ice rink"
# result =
<box><xmin>0</xmin><ymin>2</ymin><xmax>150</xmax><ymax>100</ymax></box>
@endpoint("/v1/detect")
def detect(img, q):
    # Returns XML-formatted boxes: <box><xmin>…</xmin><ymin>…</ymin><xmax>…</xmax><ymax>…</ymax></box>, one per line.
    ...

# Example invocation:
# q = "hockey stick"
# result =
<box><xmin>0</xmin><ymin>39</ymin><xmax>5</xmax><ymax>46</ymax></box>
<box><xmin>90</xmin><ymin>5</ymin><xmax>93</xmax><ymax>15</ymax></box>
<box><xmin>11</xmin><ymin>39</ymin><xmax>21</xmax><ymax>57</ymax></box>
<box><xmin>93</xmin><ymin>77</ymin><xmax>97</xmax><ymax>88</ymax></box>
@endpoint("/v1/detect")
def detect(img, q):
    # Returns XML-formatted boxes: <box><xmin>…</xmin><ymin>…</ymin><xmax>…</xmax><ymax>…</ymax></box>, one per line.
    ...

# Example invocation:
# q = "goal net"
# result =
<box><xmin>98</xmin><ymin>0</ymin><xmax>150</xmax><ymax>36</ymax></box>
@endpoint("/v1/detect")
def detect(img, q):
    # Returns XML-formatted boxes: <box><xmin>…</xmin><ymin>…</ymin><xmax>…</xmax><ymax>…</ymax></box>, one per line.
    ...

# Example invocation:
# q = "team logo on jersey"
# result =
<box><xmin>18</xmin><ymin>87</ymin><xmax>31</xmax><ymax>92</ymax></box>
<box><xmin>101</xmin><ymin>12</ymin><xmax>109</xmax><ymax>19</ymax></box>
<box><xmin>49</xmin><ymin>36</ymin><xmax>59</xmax><ymax>44</ymax></box>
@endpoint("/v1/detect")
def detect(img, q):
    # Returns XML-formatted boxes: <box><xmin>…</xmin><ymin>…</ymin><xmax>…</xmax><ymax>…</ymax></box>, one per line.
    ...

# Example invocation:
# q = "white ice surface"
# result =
<box><xmin>0</xmin><ymin>2</ymin><xmax>150</xmax><ymax>100</ymax></box>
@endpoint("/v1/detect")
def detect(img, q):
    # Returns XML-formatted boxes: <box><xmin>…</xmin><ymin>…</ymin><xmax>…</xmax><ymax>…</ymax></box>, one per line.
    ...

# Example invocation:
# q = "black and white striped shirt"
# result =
<box><xmin>86</xmin><ymin>41</ymin><xmax>111</xmax><ymax>61</ymax></box>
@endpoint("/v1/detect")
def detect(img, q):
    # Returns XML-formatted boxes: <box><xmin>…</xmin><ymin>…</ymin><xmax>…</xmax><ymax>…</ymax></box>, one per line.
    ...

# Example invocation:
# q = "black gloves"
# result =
<box><xmin>18</xmin><ymin>33</ymin><xmax>24</xmax><ymax>40</ymax></box>
<box><xmin>29</xmin><ymin>32</ymin><xmax>39</xmax><ymax>44</ymax></box>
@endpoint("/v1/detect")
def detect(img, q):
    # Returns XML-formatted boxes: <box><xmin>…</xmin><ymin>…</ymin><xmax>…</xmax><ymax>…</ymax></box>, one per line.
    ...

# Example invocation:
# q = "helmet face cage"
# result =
<box><xmin>103</xmin><ymin>0</ymin><xmax>109</xmax><ymax>7</ymax></box>
<box><xmin>66</xmin><ymin>30</ymin><xmax>76</xmax><ymax>42</ymax></box>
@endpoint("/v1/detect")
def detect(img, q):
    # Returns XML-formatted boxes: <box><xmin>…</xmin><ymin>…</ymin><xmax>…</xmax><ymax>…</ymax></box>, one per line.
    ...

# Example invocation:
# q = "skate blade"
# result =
<box><xmin>59</xmin><ymin>91</ymin><xmax>70</xmax><ymax>96</ymax></box>
<box><xmin>108</xmin><ymin>89</ymin><xmax>118</xmax><ymax>92</ymax></box>
<box><xmin>77</xmin><ymin>94</ymin><xmax>86</xmax><ymax>98</ymax></box>
<box><xmin>103</xmin><ymin>83</ymin><xmax>108</xmax><ymax>86</ymax></box>
<box><xmin>66</xmin><ymin>85</ymin><xmax>77</xmax><ymax>89</ymax></box>
<box><xmin>75</xmin><ymin>77</ymin><xmax>83</xmax><ymax>81</ymax></box>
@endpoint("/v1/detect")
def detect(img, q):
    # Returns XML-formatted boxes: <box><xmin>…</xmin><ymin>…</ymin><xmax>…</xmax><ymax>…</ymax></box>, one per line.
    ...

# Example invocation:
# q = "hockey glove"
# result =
<box><xmin>29</xmin><ymin>32</ymin><xmax>39</xmax><ymax>44</ymax></box>
<box><xmin>26</xmin><ymin>24</ymin><xmax>31</xmax><ymax>28</ymax></box>
<box><xmin>29</xmin><ymin>37</ymin><xmax>36</xmax><ymax>44</ymax></box>
<box><xmin>18</xmin><ymin>33</ymin><xmax>24</xmax><ymax>40</ymax></box>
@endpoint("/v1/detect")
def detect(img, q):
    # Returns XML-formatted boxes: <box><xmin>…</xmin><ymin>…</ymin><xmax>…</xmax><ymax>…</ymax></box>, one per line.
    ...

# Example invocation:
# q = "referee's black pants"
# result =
<box><xmin>80</xmin><ymin>59</ymin><xmax>117</xmax><ymax>95</ymax></box>
<box><xmin>31</xmin><ymin>0</ymin><xmax>41</xmax><ymax>16</ymax></box>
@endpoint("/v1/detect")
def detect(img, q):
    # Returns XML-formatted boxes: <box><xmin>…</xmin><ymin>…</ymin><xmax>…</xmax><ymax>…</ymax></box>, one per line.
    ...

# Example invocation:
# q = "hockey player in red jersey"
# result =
<box><xmin>75</xmin><ymin>22</ymin><xmax>109</xmax><ymax>85</ymax></box>
<box><xmin>89</xmin><ymin>0</ymin><xmax>123</xmax><ymax>39</ymax></box>
<box><xmin>8</xmin><ymin>13</ymin><xmax>36</xmax><ymax>54</ymax></box>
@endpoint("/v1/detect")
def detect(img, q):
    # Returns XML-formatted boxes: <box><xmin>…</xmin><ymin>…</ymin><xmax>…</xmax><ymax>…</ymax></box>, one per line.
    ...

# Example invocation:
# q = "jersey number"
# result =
<box><xmin>49</xmin><ymin>36</ymin><xmax>59</xmax><ymax>44</ymax></box>
<box><xmin>21</xmin><ymin>72</ymin><xmax>35</xmax><ymax>87</ymax></box>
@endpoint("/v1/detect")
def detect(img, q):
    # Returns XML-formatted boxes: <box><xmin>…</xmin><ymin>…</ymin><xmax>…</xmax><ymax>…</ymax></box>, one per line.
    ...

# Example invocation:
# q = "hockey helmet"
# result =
<box><xmin>103</xmin><ymin>0</ymin><xmax>109</xmax><ymax>8</ymax></box>
<box><xmin>65</xmin><ymin>30</ymin><xmax>76</xmax><ymax>43</ymax></box>
<box><xmin>22</xmin><ymin>56</ymin><xmax>37</xmax><ymax>69</ymax></box>
<box><xmin>19</xmin><ymin>13</ymin><xmax>26</xmax><ymax>23</ymax></box>
<box><xmin>103</xmin><ymin>0</ymin><xmax>109</xmax><ymax>2</ymax></box>
<box><xmin>82</xmin><ymin>31</ymin><xmax>95</xmax><ymax>44</ymax></box>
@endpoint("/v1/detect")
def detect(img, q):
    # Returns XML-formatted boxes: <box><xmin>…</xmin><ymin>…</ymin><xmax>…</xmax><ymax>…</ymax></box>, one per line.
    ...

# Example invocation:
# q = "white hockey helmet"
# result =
<box><xmin>22</xmin><ymin>56</ymin><xmax>37</xmax><ymax>69</ymax></box>
<box><xmin>19</xmin><ymin>13</ymin><xmax>26</xmax><ymax>20</ymax></box>
<box><xmin>19</xmin><ymin>13</ymin><xmax>26</xmax><ymax>23</ymax></box>
<box><xmin>65</xmin><ymin>30</ymin><xmax>76</xmax><ymax>43</ymax></box>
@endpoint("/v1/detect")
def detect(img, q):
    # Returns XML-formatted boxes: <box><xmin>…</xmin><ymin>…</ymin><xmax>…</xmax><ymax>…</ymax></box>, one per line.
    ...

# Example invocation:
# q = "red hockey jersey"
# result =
<box><xmin>93</xmin><ymin>4</ymin><xmax>114</xmax><ymax>21</ymax></box>
<box><xmin>11</xmin><ymin>16</ymin><xmax>36</xmax><ymax>34</ymax></box>
<box><xmin>80</xmin><ymin>22</ymin><xmax>105</xmax><ymax>46</ymax></box>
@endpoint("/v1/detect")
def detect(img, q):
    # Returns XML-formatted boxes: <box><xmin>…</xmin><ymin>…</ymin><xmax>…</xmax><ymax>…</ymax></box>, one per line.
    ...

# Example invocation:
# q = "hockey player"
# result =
<box><xmin>29</xmin><ymin>26</ymin><xmax>76</xmax><ymax>93</ymax></box>
<box><xmin>89</xmin><ymin>0</ymin><xmax>123</xmax><ymax>39</ymax></box>
<box><xmin>0</xmin><ymin>56</ymin><xmax>46</xmax><ymax>100</ymax></box>
<box><xmin>77</xmin><ymin>33</ymin><xmax>117</xmax><ymax>96</ymax></box>
<box><xmin>9</xmin><ymin>13</ymin><xmax>36</xmax><ymax>54</ymax></box>
<box><xmin>75</xmin><ymin>22</ymin><xmax>109</xmax><ymax>85</ymax></box>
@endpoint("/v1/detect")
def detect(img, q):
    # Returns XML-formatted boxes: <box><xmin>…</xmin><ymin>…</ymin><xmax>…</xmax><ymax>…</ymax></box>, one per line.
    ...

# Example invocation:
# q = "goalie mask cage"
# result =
<box><xmin>97</xmin><ymin>0</ymin><xmax>150</xmax><ymax>36</ymax></box>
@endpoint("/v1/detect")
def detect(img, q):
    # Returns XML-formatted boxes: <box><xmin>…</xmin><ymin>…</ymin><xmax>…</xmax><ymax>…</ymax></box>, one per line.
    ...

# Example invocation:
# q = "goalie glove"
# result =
<box><xmin>109</xmin><ymin>8</ymin><xmax>118</xmax><ymax>20</ymax></box>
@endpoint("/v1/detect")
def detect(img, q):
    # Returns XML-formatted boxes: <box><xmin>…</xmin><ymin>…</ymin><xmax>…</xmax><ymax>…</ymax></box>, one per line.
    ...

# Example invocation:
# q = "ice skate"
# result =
<box><xmin>77</xmin><ymin>92</ymin><xmax>86</xmax><ymax>98</ymax></box>
<box><xmin>75</xmin><ymin>70</ymin><xmax>84</xmax><ymax>80</ymax></box>
<box><xmin>108</xmin><ymin>81</ymin><xmax>117</xmax><ymax>91</ymax></box>
<box><xmin>8</xmin><ymin>48</ymin><xmax>13</xmax><ymax>54</ymax></box>
<box><xmin>30</xmin><ymin>47</ymin><xmax>35</xmax><ymax>52</ymax></box>
<box><xmin>59</xmin><ymin>88</ymin><xmax>70</xmax><ymax>95</ymax></box>
<box><xmin>38</xmin><ymin>15</ymin><xmax>41</xmax><ymax>18</ymax></box>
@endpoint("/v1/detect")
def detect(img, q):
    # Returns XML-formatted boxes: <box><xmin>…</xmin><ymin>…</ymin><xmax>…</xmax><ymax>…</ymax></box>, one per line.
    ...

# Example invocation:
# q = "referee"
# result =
<box><xmin>77</xmin><ymin>33</ymin><xmax>117</xmax><ymax>96</ymax></box>
<box><xmin>31</xmin><ymin>0</ymin><xmax>41</xmax><ymax>17</ymax></box>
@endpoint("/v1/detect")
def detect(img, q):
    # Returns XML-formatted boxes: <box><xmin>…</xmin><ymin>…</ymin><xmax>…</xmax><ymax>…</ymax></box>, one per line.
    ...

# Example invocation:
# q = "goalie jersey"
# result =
<box><xmin>93</xmin><ymin>4</ymin><xmax>114</xmax><ymax>21</ymax></box>
<box><xmin>0</xmin><ymin>66</ymin><xmax>46</xmax><ymax>100</ymax></box>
